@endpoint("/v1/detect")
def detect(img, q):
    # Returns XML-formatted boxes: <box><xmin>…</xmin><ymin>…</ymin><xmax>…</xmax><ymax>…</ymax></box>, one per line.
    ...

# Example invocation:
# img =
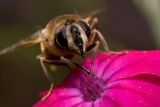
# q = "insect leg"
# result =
<box><xmin>60</xmin><ymin>56</ymin><xmax>93</xmax><ymax>76</ymax></box>
<box><xmin>39</xmin><ymin>55</ymin><xmax>94</xmax><ymax>76</ymax></box>
<box><xmin>93</xmin><ymin>29</ymin><xmax>110</xmax><ymax>51</ymax></box>
<box><xmin>38</xmin><ymin>55</ymin><xmax>92</xmax><ymax>76</ymax></box>
<box><xmin>37</xmin><ymin>54</ymin><xmax>73</xmax><ymax>71</ymax></box>
<box><xmin>38</xmin><ymin>55</ymin><xmax>71</xmax><ymax>101</ymax></box>
<box><xmin>39</xmin><ymin>57</ymin><xmax>78</xmax><ymax>100</ymax></box>
<box><xmin>40</xmin><ymin>59</ymin><xmax>54</xmax><ymax>101</ymax></box>
<box><xmin>40</xmin><ymin>59</ymin><xmax>54</xmax><ymax>84</ymax></box>
<box><xmin>90</xmin><ymin>41</ymin><xmax>100</xmax><ymax>77</ymax></box>
<box><xmin>94</xmin><ymin>29</ymin><xmax>128</xmax><ymax>54</ymax></box>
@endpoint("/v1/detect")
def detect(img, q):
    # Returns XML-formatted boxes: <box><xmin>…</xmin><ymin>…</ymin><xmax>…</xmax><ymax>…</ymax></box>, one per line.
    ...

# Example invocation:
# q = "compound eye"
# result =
<box><xmin>55</xmin><ymin>27</ymin><xmax>68</xmax><ymax>49</ymax></box>
<box><xmin>78</xmin><ymin>21</ymin><xmax>91</xmax><ymax>39</ymax></box>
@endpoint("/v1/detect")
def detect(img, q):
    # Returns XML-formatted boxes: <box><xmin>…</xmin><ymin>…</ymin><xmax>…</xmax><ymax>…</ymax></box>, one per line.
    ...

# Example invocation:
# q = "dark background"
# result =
<box><xmin>0</xmin><ymin>0</ymin><xmax>158</xmax><ymax>107</ymax></box>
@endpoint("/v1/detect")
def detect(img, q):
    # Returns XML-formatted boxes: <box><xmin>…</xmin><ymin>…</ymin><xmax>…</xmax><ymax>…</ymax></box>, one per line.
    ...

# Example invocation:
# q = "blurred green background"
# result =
<box><xmin>0</xmin><ymin>0</ymin><xmax>160</xmax><ymax>107</ymax></box>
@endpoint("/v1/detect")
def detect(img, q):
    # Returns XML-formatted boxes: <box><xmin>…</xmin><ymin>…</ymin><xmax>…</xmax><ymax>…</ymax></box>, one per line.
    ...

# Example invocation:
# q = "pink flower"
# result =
<box><xmin>33</xmin><ymin>50</ymin><xmax>160</xmax><ymax>107</ymax></box>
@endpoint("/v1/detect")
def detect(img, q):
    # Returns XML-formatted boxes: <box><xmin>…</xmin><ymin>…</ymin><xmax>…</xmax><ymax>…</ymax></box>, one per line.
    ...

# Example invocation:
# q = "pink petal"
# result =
<box><xmin>33</xmin><ymin>50</ymin><xmax>160</xmax><ymax>107</ymax></box>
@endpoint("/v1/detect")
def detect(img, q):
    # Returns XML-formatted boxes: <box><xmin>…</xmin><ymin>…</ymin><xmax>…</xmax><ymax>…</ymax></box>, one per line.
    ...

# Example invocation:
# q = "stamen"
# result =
<box><xmin>80</xmin><ymin>73</ymin><xmax>106</xmax><ymax>102</ymax></box>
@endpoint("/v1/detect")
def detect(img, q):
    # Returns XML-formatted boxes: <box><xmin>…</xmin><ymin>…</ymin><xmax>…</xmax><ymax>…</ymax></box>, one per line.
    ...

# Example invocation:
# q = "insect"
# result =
<box><xmin>0</xmin><ymin>10</ymin><xmax>110</xmax><ymax>100</ymax></box>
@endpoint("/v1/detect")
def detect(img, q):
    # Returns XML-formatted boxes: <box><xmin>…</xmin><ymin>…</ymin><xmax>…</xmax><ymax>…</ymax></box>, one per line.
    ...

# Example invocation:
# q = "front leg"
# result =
<box><xmin>93</xmin><ymin>29</ymin><xmax>110</xmax><ymax>52</ymax></box>
<box><xmin>37</xmin><ymin>54</ymin><xmax>97</xmax><ymax>100</ymax></box>
<box><xmin>37</xmin><ymin>55</ymin><xmax>70</xmax><ymax>101</ymax></box>
<box><xmin>60</xmin><ymin>56</ymin><xmax>93</xmax><ymax>76</ymax></box>
<box><xmin>37</xmin><ymin>55</ymin><xmax>93</xmax><ymax>80</ymax></box>
<box><xmin>39</xmin><ymin>58</ymin><xmax>54</xmax><ymax>101</ymax></box>
<box><xmin>89</xmin><ymin>41</ymin><xmax>100</xmax><ymax>77</ymax></box>
<box><xmin>93</xmin><ymin>29</ymin><xmax>128</xmax><ymax>55</ymax></box>
<box><xmin>88</xmin><ymin>17</ymin><xmax>124</xmax><ymax>54</ymax></box>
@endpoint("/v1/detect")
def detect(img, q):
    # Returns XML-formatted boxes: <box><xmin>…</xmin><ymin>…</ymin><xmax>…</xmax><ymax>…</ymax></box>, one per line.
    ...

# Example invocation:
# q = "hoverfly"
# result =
<box><xmin>0</xmin><ymin>9</ymin><xmax>110</xmax><ymax>100</ymax></box>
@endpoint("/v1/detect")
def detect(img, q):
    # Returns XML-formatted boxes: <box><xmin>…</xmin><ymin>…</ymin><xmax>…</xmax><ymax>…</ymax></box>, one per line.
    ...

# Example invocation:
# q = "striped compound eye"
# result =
<box><xmin>55</xmin><ymin>27</ymin><xmax>68</xmax><ymax>49</ymax></box>
<box><xmin>78</xmin><ymin>21</ymin><xmax>91</xmax><ymax>39</ymax></box>
<box><xmin>70</xmin><ymin>25</ymin><xmax>83</xmax><ymax>48</ymax></box>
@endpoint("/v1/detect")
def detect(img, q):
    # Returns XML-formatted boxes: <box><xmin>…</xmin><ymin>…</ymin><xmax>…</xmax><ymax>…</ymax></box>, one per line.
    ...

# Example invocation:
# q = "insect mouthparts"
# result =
<box><xmin>79</xmin><ymin>46</ymin><xmax>85</xmax><ymax>59</ymax></box>
<box><xmin>80</xmin><ymin>51</ymin><xmax>85</xmax><ymax>59</ymax></box>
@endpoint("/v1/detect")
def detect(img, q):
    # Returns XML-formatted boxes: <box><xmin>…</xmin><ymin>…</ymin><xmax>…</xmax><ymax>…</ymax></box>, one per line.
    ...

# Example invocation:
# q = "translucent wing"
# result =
<box><xmin>0</xmin><ymin>30</ymin><xmax>46</xmax><ymax>56</ymax></box>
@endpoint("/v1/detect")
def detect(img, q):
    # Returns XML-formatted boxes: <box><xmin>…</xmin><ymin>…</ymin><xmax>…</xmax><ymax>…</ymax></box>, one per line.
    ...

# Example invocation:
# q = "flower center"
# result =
<box><xmin>80</xmin><ymin>74</ymin><xmax>106</xmax><ymax>102</ymax></box>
